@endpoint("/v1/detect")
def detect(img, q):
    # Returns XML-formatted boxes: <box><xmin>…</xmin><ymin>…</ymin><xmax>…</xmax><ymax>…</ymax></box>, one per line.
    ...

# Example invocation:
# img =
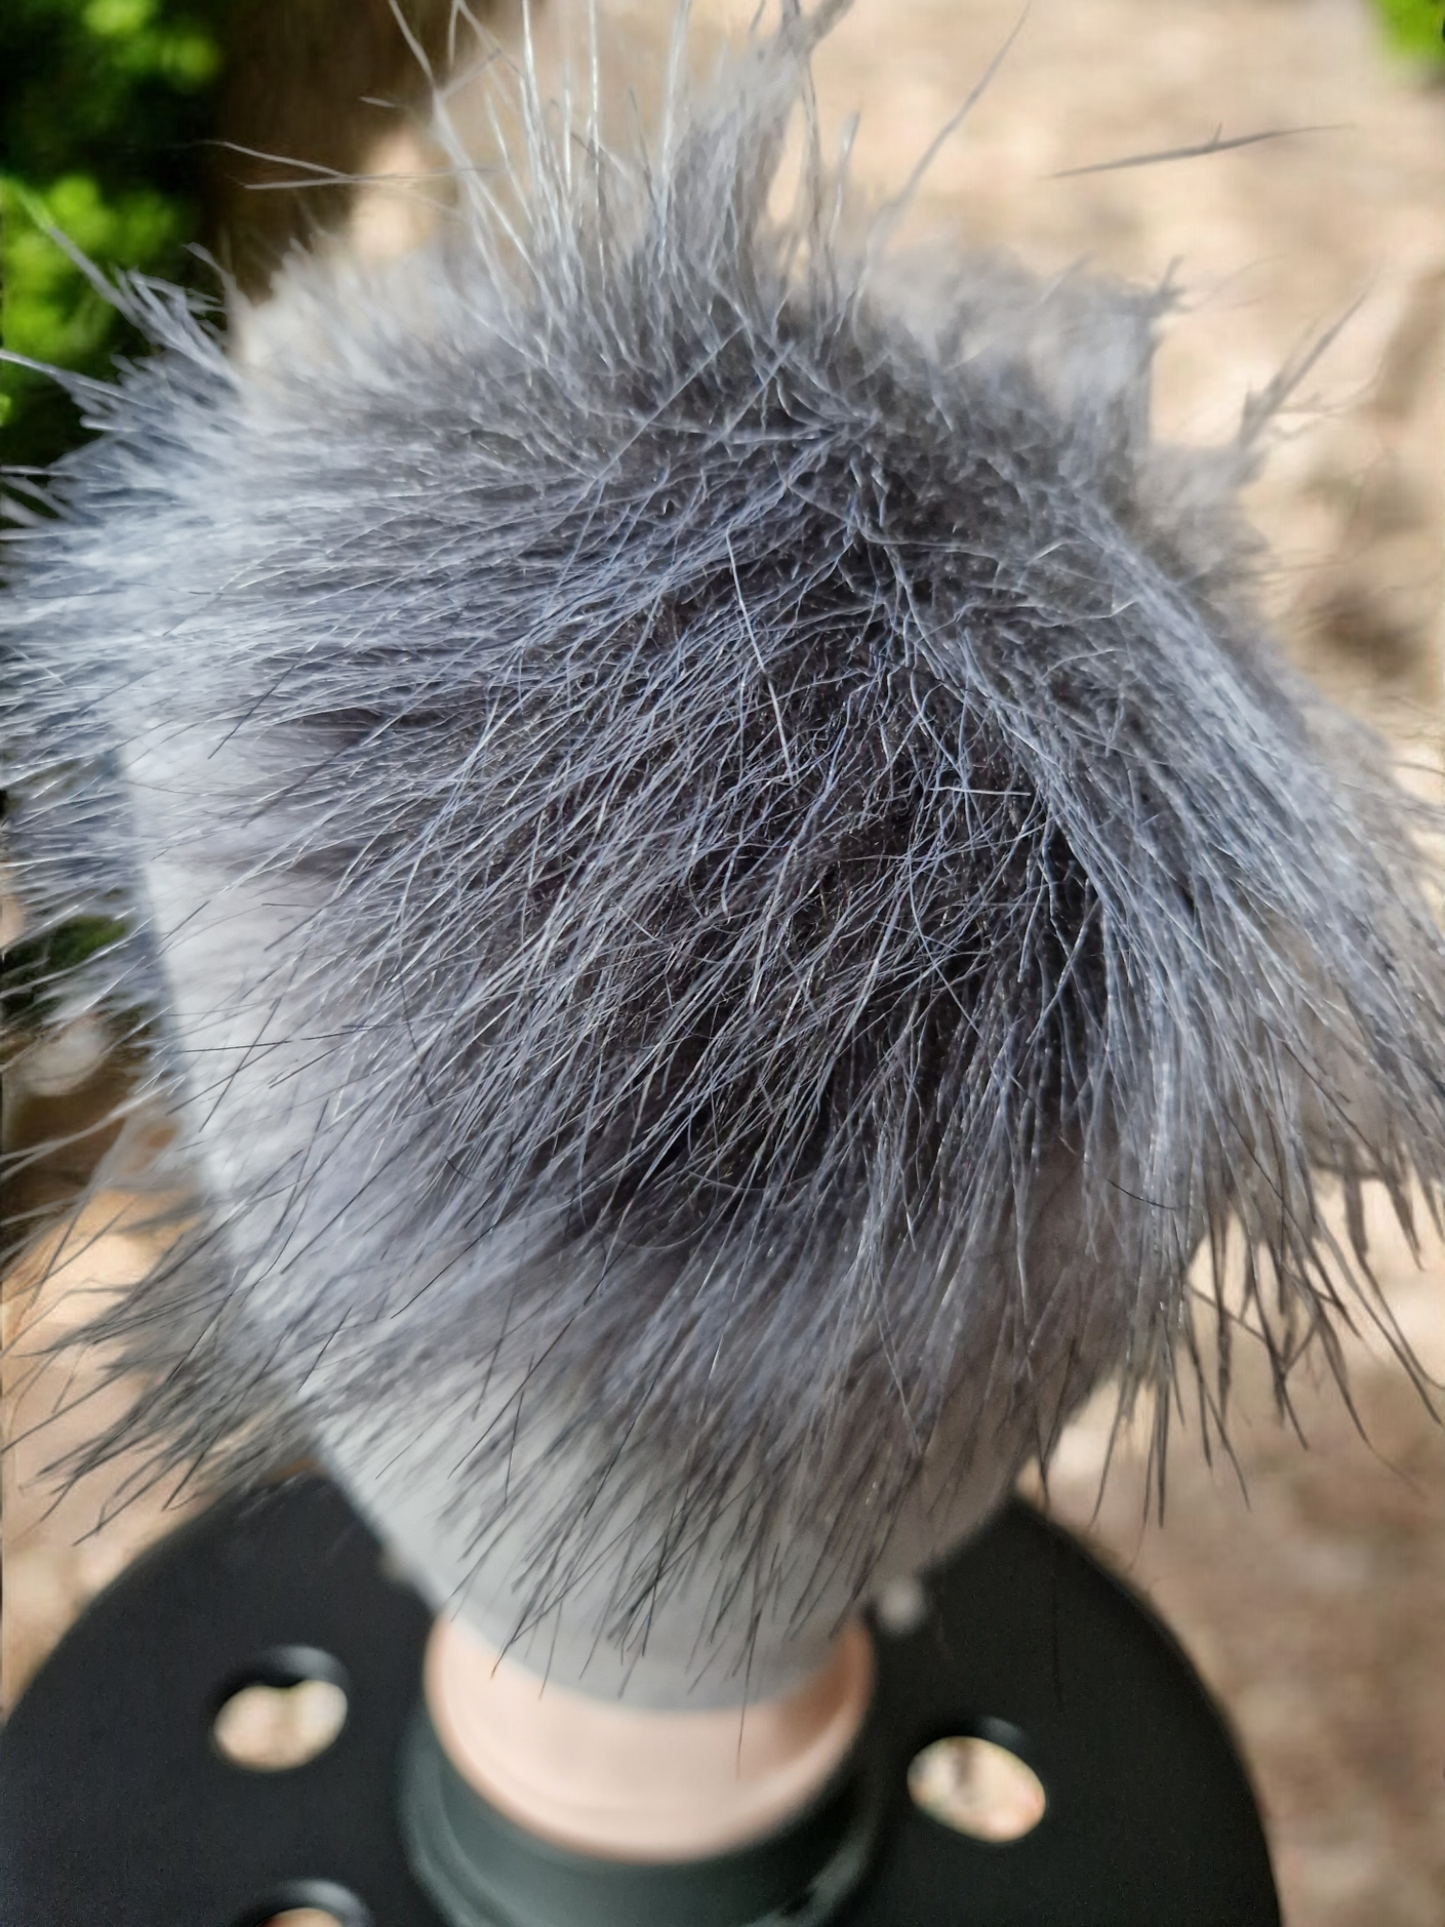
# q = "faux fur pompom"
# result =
<box><xmin>5</xmin><ymin>0</ymin><xmax>1445</xmax><ymax>1695</ymax></box>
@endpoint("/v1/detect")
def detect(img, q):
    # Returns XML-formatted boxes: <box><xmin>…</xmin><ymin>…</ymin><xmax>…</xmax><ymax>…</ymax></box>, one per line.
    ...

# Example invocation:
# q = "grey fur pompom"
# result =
<box><xmin>5</xmin><ymin>1</ymin><xmax>1444</xmax><ymax>1696</ymax></box>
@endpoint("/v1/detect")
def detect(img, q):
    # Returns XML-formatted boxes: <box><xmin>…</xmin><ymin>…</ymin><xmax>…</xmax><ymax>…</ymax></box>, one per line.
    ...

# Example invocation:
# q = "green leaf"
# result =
<box><xmin>1371</xmin><ymin>0</ymin><xmax>1445</xmax><ymax>63</ymax></box>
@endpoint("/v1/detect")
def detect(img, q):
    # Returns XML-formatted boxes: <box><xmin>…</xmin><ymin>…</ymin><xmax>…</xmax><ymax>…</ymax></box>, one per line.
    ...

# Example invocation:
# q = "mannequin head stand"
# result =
<box><xmin>0</xmin><ymin>1474</ymin><xmax>1280</xmax><ymax>1925</ymax></box>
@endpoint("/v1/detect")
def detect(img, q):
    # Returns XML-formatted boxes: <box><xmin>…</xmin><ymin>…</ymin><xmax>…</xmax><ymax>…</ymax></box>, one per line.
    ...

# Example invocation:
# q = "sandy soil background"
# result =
<box><xmin>4</xmin><ymin>3</ymin><xmax>1445</xmax><ymax>1923</ymax></box>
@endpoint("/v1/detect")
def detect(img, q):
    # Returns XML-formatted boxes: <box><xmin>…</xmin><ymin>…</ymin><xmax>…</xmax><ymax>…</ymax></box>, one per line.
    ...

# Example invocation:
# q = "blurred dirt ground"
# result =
<box><xmin>5</xmin><ymin>4</ymin><xmax>1445</xmax><ymax>1924</ymax></box>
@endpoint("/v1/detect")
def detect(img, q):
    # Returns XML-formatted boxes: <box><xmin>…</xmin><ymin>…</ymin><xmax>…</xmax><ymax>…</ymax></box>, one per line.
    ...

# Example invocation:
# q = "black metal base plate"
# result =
<box><xmin>0</xmin><ymin>1476</ymin><xmax>1279</xmax><ymax>1925</ymax></box>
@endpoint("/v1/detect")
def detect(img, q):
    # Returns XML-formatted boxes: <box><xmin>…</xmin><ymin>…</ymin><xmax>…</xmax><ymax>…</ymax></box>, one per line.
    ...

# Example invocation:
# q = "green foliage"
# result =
<box><xmin>1</xmin><ymin>3</ymin><xmax>228</xmax><ymax>1029</ymax></box>
<box><xmin>1371</xmin><ymin>0</ymin><xmax>1445</xmax><ymax>64</ymax></box>
<box><xmin>0</xmin><ymin>915</ymin><xmax>129</xmax><ymax>1026</ymax></box>
<box><xmin>1</xmin><ymin>0</ymin><xmax>227</xmax><ymax>471</ymax></box>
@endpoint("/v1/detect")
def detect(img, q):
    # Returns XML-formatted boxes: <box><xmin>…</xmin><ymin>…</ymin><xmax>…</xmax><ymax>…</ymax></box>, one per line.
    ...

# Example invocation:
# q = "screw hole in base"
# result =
<box><xmin>907</xmin><ymin>1732</ymin><xmax>1047</xmax><ymax>1843</ymax></box>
